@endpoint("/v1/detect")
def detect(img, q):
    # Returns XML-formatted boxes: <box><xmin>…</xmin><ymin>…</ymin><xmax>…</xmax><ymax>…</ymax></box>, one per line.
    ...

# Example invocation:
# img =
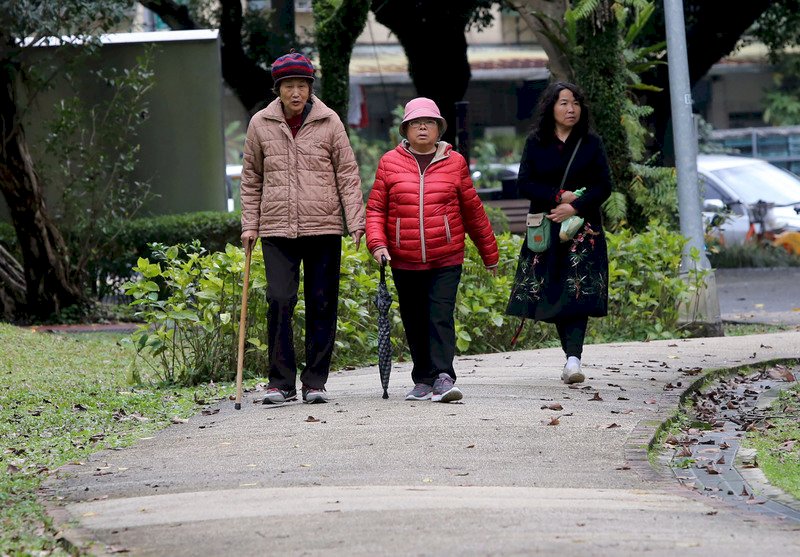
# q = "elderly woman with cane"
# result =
<box><xmin>366</xmin><ymin>97</ymin><xmax>498</xmax><ymax>403</ymax></box>
<box><xmin>240</xmin><ymin>50</ymin><xmax>365</xmax><ymax>405</ymax></box>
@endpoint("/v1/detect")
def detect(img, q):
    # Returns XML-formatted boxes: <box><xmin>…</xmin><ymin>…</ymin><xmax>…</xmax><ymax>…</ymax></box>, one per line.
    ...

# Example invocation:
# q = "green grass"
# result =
<box><xmin>724</xmin><ymin>322</ymin><xmax>791</xmax><ymax>336</ymax></box>
<box><xmin>742</xmin><ymin>385</ymin><xmax>800</xmax><ymax>499</ymax></box>
<box><xmin>0</xmin><ymin>324</ymin><xmax>233</xmax><ymax>555</ymax></box>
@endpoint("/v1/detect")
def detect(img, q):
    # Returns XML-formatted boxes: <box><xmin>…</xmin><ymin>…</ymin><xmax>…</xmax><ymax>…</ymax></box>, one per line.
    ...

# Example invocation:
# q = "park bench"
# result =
<box><xmin>483</xmin><ymin>198</ymin><xmax>530</xmax><ymax>234</ymax></box>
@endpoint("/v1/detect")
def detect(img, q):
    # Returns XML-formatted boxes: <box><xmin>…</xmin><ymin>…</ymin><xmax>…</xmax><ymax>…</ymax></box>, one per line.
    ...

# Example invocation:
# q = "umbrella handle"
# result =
<box><xmin>380</xmin><ymin>255</ymin><xmax>387</xmax><ymax>283</ymax></box>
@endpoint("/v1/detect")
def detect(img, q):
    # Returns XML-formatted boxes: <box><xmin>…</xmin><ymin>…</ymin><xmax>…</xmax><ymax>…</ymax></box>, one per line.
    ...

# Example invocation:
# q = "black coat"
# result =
<box><xmin>506</xmin><ymin>131</ymin><xmax>612</xmax><ymax>322</ymax></box>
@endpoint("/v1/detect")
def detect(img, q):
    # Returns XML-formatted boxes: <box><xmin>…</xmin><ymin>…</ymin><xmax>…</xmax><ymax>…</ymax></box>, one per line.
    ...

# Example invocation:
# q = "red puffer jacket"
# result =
<box><xmin>366</xmin><ymin>141</ymin><xmax>498</xmax><ymax>270</ymax></box>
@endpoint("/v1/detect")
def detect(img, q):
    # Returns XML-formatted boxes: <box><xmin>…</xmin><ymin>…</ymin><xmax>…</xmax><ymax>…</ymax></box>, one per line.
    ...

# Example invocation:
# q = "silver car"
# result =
<box><xmin>698</xmin><ymin>154</ymin><xmax>800</xmax><ymax>245</ymax></box>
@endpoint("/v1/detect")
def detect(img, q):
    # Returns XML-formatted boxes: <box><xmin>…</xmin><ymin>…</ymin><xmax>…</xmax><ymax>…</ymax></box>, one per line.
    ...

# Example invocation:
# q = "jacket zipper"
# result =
<box><xmin>444</xmin><ymin>214</ymin><xmax>451</xmax><ymax>243</ymax></box>
<box><xmin>407</xmin><ymin>145</ymin><xmax>449</xmax><ymax>264</ymax></box>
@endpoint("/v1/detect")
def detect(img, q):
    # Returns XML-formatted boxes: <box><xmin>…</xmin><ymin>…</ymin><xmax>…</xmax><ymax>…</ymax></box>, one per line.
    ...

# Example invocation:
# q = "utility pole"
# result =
<box><xmin>664</xmin><ymin>0</ymin><xmax>723</xmax><ymax>336</ymax></box>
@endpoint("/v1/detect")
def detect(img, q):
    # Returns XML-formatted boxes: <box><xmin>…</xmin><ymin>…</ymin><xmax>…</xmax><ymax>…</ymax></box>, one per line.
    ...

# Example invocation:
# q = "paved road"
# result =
<box><xmin>42</xmin><ymin>333</ymin><xmax>800</xmax><ymax>556</ymax></box>
<box><xmin>715</xmin><ymin>267</ymin><xmax>800</xmax><ymax>325</ymax></box>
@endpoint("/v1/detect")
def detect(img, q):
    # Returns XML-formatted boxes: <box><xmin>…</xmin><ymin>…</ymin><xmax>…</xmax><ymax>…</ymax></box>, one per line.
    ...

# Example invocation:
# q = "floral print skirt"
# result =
<box><xmin>506</xmin><ymin>222</ymin><xmax>608</xmax><ymax>323</ymax></box>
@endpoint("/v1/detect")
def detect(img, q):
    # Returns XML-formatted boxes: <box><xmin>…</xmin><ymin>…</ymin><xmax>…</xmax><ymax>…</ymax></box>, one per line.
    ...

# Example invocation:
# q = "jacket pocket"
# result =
<box><xmin>443</xmin><ymin>214</ymin><xmax>452</xmax><ymax>243</ymax></box>
<box><xmin>395</xmin><ymin>218</ymin><xmax>401</xmax><ymax>247</ymax></box>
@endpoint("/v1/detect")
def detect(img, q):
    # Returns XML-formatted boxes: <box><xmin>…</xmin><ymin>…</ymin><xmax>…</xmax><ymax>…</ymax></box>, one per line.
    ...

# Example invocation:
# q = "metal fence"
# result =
<box><xmin>709</xmin><ymin>125</ymin><xmax>800</xmax><ymax>174</ymax></box>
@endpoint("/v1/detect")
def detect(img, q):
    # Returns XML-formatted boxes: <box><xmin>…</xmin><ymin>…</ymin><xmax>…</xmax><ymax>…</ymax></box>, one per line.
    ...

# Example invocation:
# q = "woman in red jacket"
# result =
<box><xmin>366</xmin><ymin>97</ymin><xmax>499</xmax><ymax>403</ymax></box>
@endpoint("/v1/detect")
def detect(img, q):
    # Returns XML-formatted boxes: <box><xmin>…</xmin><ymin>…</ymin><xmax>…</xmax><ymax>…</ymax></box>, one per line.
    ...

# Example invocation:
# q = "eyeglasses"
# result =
<box><xmin>408</xmin><ymin>119</ymin><xmax>437</xmax><ymax>130</ymax></box>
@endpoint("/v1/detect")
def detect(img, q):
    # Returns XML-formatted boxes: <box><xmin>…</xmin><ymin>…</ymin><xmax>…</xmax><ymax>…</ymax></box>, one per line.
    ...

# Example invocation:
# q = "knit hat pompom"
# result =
<box><xmin>271</xmin><ymin>50</ymin><xmax>315</xmax><ymax>85</ymax></box>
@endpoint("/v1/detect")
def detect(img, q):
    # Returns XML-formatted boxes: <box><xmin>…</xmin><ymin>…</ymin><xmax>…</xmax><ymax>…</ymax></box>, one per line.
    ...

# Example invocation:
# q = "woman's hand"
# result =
<box><xmin>372</xmin><ymin>247</ymin><xmax>391</xmax><ymax>265</ymax></box>
<box><xmin>560</xmin><ymin>191</ymin><xmax>578</xmax><ymax>204</ymax></box>
<box><xmin>241</xmin><ymin>230</ymin><xmax>258</xmax><ymax>247</ymax></box>
<box><xmin>350</xmin><ymin>230</ymin><xmax>363</xmax><ymax>250</ymax></box>
<box><xmin>547</xmin><ymin>203</ymin><xmax>577</xmax><ymax>223</ymax></box>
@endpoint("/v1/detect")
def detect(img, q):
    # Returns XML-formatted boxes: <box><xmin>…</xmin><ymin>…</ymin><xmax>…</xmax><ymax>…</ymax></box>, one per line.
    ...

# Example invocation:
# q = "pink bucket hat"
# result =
<box><xmin>400</xmin><ymin>97</ymin><xmax>447</xmax><ymax>138</ymax></box>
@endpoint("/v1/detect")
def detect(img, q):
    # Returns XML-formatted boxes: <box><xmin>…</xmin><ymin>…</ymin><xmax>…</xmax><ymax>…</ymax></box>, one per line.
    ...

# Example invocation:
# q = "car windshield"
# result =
<box><xmin>711</xmin><ymin>163</ymin><xmax>800</xmax><ymax>206</ymax></box>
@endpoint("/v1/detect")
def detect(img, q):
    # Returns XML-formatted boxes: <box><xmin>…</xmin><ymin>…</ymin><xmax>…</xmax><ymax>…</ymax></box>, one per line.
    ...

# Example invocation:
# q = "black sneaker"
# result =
<box><xmin>262</xmin><ymin>387</ymin><xmax>297</xmax><ymax>404</ymax></box>
<box><xmin>302</xmin><ymin>387</ymin><xmax>330</xmax><ymax>404</ymax></box>
<box><xmin>431</xmin><ymin>373</ymin><xmax>462</xmax><ymax>403</ymax></box>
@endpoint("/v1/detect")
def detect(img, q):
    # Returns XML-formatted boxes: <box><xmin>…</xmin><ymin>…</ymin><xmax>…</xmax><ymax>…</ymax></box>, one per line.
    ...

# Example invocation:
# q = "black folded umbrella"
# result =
<box><xmin>375</xmin><ymin>256</ymin><xmax>393</xmax><ymax>399</ymax></box>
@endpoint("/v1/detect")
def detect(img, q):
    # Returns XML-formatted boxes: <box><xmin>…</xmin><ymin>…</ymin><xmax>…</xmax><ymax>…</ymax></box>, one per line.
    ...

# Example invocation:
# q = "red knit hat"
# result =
<box><xmin>271</xmin><ymin>50</ymin><xmax>315</xmax><ymax>85</ymax></box>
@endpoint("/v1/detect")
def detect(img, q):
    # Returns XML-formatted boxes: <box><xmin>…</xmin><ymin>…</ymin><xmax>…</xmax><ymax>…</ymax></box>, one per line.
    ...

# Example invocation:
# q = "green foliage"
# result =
<box><xmin>0</xmin><ymin>324</ymin><xmax>216</xmax><ymax>555</ymax></box>
<box><xmin>708</xmin><ymin>242</ymin><xmax>800</xmax><ymax>268</ymax></box>
<box><xmin>125</xmin><ymin>225</ymin><xmax>697</xmax><ymax>385</ymax></box>
<box><xmin>89</xmin><ymin>211</ymin><xmax>241</xmax><ymax>299</ymax></box>
<box><xmin>349</xmin><ymin>131</ymin><xmax>391</xmax><ymax>200</ymax></box>
<box><xmin>484</xmin><ymin>205</ymin><xmax>510</xmax><ymax>234</ymax></box>
<box><xmin>742</xmin><ymin>385</ymin><xmax>800</xmax><ymax>499</ymax></box>
<box><xmin>763</xmin><ymin>54</ymin><xmax>800</xmax><ymax>126</ymax></box>
<box><xmin>598</xmin><ymin>223</ymin><xmax>693</xmax><ymax>341</ymax></box>
<box><xmin>626</xmin><ymin>162</ymin><xmax>679</xmax><ymax>228</ymax></box>
<box><xmin>312</xmin><ymin>0</ymin><xmax>371</xmax><ymax>122</ymax></box>
<box><xmin>42</xmin><ymin>50</ymin><xmax>155</xmax><ymax>288</ymax></box>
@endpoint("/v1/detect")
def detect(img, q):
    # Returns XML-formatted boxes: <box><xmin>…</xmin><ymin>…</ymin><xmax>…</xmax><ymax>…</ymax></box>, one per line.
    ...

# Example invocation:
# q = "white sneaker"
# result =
<box><xmin>561</xmin><ymin>357</ymin><xmax>585</xmax><ymax>384</ymax></box>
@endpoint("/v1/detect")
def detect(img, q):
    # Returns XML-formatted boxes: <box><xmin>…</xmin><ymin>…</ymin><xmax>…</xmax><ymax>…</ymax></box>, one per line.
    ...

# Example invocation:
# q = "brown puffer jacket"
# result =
<box><xmin>240</xmin><ymin>95</ymin><xmax>365</xmax><ymax>238</ymax></box>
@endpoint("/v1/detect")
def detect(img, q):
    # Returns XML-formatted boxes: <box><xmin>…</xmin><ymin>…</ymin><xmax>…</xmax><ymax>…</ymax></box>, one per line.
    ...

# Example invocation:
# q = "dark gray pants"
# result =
<box><xmin>262</xmin><ymin>235</ymin><xmax>341</xmax><ymax>391</ymax></box>
<box><xmin>392</xmin><ymin>265</ymin><xmax>462</xmax><ymax>386</ymax></box>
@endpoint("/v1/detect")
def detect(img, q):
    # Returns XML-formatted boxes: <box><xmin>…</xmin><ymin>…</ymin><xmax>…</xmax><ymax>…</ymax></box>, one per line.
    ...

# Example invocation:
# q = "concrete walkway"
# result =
<box><xmin>42</xmin><ymin>332</ymin><xmax>800</xmax><ymax>556</ymax></box>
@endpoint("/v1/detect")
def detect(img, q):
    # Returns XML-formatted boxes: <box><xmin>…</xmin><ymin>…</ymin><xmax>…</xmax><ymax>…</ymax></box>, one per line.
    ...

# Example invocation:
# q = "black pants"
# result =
<box><xmin>261</xmin><ymin>235</ymin><xmax>341</xmax><ymax>391</ymax></box>
<box><xmin>555</xmin><ymin>315</ymin><xmax>588</xmax><ymax>359</ymax></box>
<box><xmin>392</xmin><ymin>265</ymin><xmax>462</xmax><ymax>386</ymax></box>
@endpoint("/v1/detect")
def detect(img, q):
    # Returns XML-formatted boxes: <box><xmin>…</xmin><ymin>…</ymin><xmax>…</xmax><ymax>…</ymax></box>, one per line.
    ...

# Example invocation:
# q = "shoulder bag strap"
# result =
<box><xmin>560</xmin><ymin>137</ymin><xmax>582</xmax><ymax>188</ymax></box>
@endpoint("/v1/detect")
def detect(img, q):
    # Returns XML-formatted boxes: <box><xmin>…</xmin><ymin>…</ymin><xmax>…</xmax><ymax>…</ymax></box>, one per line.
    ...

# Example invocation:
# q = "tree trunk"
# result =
<box><xmin>373</xmin><ymin>3</ymin><xmax>473</xmax><ymax>144</ymax></box>
<box><xmin>508</xmin><ymin>0</ymin><xmax>571</xmax><ymax>81</ymax></box>
<box><xmin>0</xmin><ymin>60</ymin><xmax>83</xmax><ymax>320</ymax></box>
<box><xmin>313</xmin><ymin>0</ymin><xmax>371</xmax><ymax>125</ymax></box>
<box><xmin>573</xmin><ymin>0</ymin><xmax>641</xmax><ymax>228</ymax></box>
<box><xmin>139</xmin><ymin>0</ymin><xmax>276</xmax><ymax>114</ymax></box>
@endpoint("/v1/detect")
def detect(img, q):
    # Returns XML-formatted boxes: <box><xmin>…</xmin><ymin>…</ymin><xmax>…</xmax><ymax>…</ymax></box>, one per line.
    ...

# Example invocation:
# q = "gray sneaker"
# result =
<box><xmin>432</xmin><ymin>373</ymin><xmax>462</xmax><ymax>403</ymax></box>
<box><xmin>302</xmin><ymin>387</ymin><xmax>330</xmax><ymax>404</ymax></box>
<box><xmin>405</xmin><ymin>383</ymin><xmax>433</xmax><ymax>401</ymax></box>
<box><xmin>262</xmin><ymin>388</ymin><xmax>297</xmax><ymax>404</ymax></box>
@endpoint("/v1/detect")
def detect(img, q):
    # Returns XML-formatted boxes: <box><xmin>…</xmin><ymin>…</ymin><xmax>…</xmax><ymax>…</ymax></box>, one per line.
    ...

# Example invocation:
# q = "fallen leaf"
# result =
<box><xmin>590</xmin><ymin>392</ymin><xmax>603</xmax><ymax>401</ymax></box>
<box><xmin>201</xmin><ymin>408</ymin><xmax>220</xmax><ymax>415</ymax></box>
<box><xmin>717</xmin><ymin>455</ymin><xmax>726</xmax><ymax>465</ymax></box>
<box><xmin>616</xmin><ymin>465</ymin><xmax>631</xmax><ymax>470</ymax></box>
<box><xmin>677</xmin><ymin>447</ymin><xmax>692</xmax><ymax>457</ymax></box>
<box><xmin>768</xmin><ymin>367</ymin><xmax>796</xmax><ymax>382</ymax></box>
<box><xmin>466</xmin><ymin>444</ymin><xmax>475</xmax><ymax>449</ymax></box>
<box><xmin>305</xmin><ymin>416</ymin><xmax>320</xmax><ymax>423</ymax></box>
<box><xmin>541</xmin><ymin>403</ymin><xmax>563</xmax><ymax>411</ymax></box>
<box><xmin>545</xmin><ymin>417</ymin><xmax>560</xmax><ymax>426</ymax></box>
<box><xmin>665</xmin><ymin>434</ymin><xmax>680</xmax><ymax>446</ymax></box>
<box><xmin>606</xmin><ymin>423</ymin><xmax>620</xmax><ymax>428</ymax></box>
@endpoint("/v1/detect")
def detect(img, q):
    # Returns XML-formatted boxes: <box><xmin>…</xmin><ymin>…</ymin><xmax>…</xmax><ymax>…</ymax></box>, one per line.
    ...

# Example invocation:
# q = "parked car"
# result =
<box><xmin>698</xmin><ymin>154</ymin><xmax>800</xmax><ymax>245</ymax></box>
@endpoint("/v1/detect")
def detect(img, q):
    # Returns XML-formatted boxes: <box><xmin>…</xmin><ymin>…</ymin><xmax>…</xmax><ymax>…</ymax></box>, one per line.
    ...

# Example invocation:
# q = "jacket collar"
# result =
<box><xmin>261</xmin><ymin>94</ymin><xmax>334</xmax><ymax>125</ymax></box>
<box><xmin>398</xmin><ymin>140</ymin><xmax>452</xmax><ymax>163</ymax></box>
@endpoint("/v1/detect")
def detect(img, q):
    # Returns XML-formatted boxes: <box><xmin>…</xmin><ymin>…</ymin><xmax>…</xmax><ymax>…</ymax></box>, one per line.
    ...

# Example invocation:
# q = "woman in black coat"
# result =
<box><xmin>506</xmin><ymin>81</ymin><xmax>612</xmax><ymax>384</ymax></box>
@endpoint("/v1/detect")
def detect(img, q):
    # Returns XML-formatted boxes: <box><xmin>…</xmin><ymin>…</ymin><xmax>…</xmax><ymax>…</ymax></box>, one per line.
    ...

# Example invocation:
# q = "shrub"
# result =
<box><xmin>86</xmin><ymin>211</ymin><xmax>241</xmax><ymax>299</ymax></box>
<box><xmin>708</xmin><ymin>241</ymin><xmax>800</xmax><ymax>268</ymax></box>
<box><xmin>124</xmin><ymin>225</ymin><xmax>696</xmax><ymax>385</ymax></box>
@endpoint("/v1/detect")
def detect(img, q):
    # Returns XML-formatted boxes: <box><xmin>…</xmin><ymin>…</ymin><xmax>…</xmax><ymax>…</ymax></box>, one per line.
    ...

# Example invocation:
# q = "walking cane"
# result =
<box><xmin>234</xmin><ymin>239</ymin><xmax>253</xmax><ymax>410</ymax></box>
